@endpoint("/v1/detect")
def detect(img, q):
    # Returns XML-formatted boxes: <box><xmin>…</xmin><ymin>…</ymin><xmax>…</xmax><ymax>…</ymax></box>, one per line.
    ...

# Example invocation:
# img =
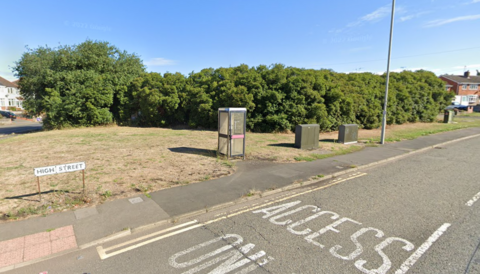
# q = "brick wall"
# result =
<box><xmin>457</xmin><ymin>83</ymin><xmax>480</xmax><ymax>96</ymax></box>
<box><xmin>439</xmin><ymin>76</ymin><xmax>460</xmax><ymax>94</ymax></box>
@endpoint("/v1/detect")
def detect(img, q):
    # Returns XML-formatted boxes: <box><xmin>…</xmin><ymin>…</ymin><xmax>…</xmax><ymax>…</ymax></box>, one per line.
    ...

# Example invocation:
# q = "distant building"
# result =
<box><xmin>0</xmin><ymin>76</ymin><xmax>23</xmax><ymax>110</ymax></box>
<box><xmin>440</xmin><ymin>71</ymin><xmax>480</xmax><ymax>107</ymax></box>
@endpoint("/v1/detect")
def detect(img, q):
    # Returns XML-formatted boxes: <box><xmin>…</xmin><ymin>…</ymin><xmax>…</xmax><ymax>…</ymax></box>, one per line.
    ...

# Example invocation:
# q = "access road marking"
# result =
<box><xmin>252</xmin><ymin>200</ymin><xmax>451</xmax><ymax>274</ymax></box>
<box><xmin>97</xmin><ymin>172</ymin><xmax>367</xmax><ymax>260</ymax></box>
<box><xmin>466</xmin><ymin>191</ymin><xmax>480</xmax><ymax>206</ymax></box>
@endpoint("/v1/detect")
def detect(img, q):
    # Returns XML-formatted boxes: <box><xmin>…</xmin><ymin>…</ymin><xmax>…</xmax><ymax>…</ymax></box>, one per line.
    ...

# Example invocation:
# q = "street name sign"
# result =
<box><xmin>34</xmin><ymin>162</ymin><xmax>86</xmax><ymax>177</ymax></box>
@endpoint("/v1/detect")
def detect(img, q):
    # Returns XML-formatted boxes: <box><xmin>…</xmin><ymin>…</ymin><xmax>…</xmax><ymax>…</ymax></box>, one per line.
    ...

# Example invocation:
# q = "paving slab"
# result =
<box><xmin>73</xmin><ymin>194</ymin><xmax>170</xmax><ymax>245</ymax></box>
<box><xmin>0</xmin><ymin>237</ymin><xmax>24</xmax><ymax>254</ymax></box>
<box><xmin>74</xmin><ymin>207</ymin><xmax>98</xmax><ymax>220</ymax></box>
<box><xmin>0</xmin><ymin>249</ymin><xmax>23</xmax><ymax>268</ymax></box>
<box><xmin>0</xmin><ymin>225</ymin><xmax>77</xmax><ymax>270</ymax></box>
<box><xmin>128</xmin><ymin>197</ymin><xmax>144</xmax><ymax>204</ymax></box>
<box><xmin>0</xmin><ymin>210</ymin><xmax>75</xmax><ymax>242</ymax></box>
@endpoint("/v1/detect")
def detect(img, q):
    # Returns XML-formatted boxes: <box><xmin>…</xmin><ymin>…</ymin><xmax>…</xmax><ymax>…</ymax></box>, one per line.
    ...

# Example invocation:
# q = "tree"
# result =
<box><xmin>13</xmin><ymin>40</ymin><xmax>145</xmax><ymax>129</ymax></box>
<box><xmin>128</xmin><ymin>72</ymin><xmax>181</xmax><ymax>127</ymax></box>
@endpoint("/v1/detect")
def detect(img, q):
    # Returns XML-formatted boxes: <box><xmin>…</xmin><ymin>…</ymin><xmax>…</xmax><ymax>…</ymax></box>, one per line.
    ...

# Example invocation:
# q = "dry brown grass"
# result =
<box><xmin>1</xmin><ymin>117</ymin><xmax>480</xmax><ymax>220</ymax></box>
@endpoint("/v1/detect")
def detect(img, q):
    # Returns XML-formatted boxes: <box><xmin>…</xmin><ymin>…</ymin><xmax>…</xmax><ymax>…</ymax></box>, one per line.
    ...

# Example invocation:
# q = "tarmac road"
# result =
<box><xmin>8</xmin><ymin>136</ymin><xmax>480</xmax><ymax>274</ymax></box>
<box><xmin>0</xmin><ymin>119</ymin><xmax>42</xmax><ymax>137</ymax></box>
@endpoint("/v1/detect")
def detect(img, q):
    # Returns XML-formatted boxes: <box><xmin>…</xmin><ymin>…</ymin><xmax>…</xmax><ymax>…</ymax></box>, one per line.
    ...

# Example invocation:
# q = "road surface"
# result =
<box><xmin>0</xmin><ymin>119</ymin><xmax>42</xmax><ymax>138</ymax></box>
<box><xmin>9</xmin><ymin>135</ymin><xmax>480</xmax><ymax>274</ymax></box>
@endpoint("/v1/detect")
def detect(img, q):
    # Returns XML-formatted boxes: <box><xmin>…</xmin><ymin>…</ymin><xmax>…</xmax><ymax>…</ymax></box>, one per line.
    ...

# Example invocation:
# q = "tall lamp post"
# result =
<box><xmin>380</xmin><ymin>0</ymin><xmax>396</xmax><ymax>145</ymax></box>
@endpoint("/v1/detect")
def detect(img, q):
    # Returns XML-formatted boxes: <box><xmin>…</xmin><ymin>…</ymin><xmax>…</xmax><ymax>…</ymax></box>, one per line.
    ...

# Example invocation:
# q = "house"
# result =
<box><xmin>0</xmin><ymin>76</ymin><xmax>23</xmax><ymax>110</ymax></box>
<box><xmin>439</xmin><ymin>71</ymin><xmax>480</xmax><ymax>110</ymax></box>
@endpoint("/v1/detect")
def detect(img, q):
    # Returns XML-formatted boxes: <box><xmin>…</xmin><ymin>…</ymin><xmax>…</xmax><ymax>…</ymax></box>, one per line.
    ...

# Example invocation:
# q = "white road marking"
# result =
<box><xmin>394</xmin><ymin>223</ymin><xmax>451</xmax><ymax>274</ymax></box>
<box><xmin>356</xmin><ymin>237</ymin><xmax>414</xmax><ymax>274</ymax></box>
<box><xmin>466</xmin><ymin>191</ymin><xmax>480</xmax><ymax>206</ymax></box>
<box><xmin>169</xmin><ymin>234</ymin><xmax>274</xmax><ymax>273</ymax></box>
<box><xmin>254</xmin><ymin>199</ymin><xmax>419</xmax><ymax>272</ymax></box>
<box><xmin>330</xmin><ymin>227</ymin><xmax>384</xmax><ymax>261</ymax></box>
<box><xmin>97</xmin><ymin>172</ymin><xmax>367</xmax><ymax>260</ymax></box>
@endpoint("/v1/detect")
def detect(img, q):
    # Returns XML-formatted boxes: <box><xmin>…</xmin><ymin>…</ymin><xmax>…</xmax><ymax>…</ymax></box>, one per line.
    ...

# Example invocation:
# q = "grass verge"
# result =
<box><xmin>1</xmin><ymin>115</ymin><xmax>480</xmax><ymax>220</ymax></box>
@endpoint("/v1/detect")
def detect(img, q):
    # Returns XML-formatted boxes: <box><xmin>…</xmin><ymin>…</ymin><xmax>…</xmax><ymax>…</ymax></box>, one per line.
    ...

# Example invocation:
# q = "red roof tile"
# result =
<box><xmin>0</xmin><ymin>76</ymin><xmax>18</xmax><ymax>88</ymax></box>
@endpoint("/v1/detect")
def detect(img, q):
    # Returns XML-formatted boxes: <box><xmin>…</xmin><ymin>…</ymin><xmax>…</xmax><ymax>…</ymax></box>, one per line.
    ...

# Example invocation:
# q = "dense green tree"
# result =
<box><xmin>14</xmin><ymin>43</ymin><xmax>451</xmax><ymax>132</ymax></box>
<box><xmin>166</xmin><ymin>66</ymin><xmax>451</xmax><ymax>132</ymax></box>
<box><xmin>13</xmin><ymin>40</ymin><xmax>145</xmax><ymax>129</ymax></box>
<box><xmin>128</xmin><ymin>72</ymin><xmax>180</xmax><ymax>126</ymax></box>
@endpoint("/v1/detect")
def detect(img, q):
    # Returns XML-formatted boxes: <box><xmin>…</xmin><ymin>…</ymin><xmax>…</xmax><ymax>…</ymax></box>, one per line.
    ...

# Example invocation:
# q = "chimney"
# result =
<box><xmin>464</xmin><ymin>70</ymin><xmax>470</xmax><ymax>79</ymax></box>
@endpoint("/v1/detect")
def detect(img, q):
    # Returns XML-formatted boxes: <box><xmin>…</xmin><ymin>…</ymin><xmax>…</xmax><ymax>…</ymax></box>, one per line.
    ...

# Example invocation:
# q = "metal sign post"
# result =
<box><xmin>82</xmin><ymin>169</ymin><xmax>85</xmax><ymax>195</ymax></box>
<box><xmin>37</xmin><ymin>177</ymin><xmax>41</xmax><ymax>201</ymax></box>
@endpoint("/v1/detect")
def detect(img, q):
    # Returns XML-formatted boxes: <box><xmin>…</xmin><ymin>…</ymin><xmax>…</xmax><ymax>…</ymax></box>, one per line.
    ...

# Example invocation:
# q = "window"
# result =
<box><xmin>470</xmin><ymin>84</ymin><xmax>479</xmax><ymax>90</ymax></box>
<box><xmin>0</xmin><ymin>98</ymin><xmax>4</xmax><ymax>106</ymax></box>
<box><xmin>468</xmin><ymin>95</ymin><xmax>477</xmax><ymax>103</ymax></box>
<box><xmin>8</xmin><ymin>99</ymin><xmax>14</xmax><ymax>106</ymax></box>
<box><xmin>462</xmin><ymin>96</ymin><xmax>468</xmax><ymax>102</ymax></box>
<box><xmin>462</xmin><ymin>85</ymin><xmax>468</xmax><ymax>90</ymax></box>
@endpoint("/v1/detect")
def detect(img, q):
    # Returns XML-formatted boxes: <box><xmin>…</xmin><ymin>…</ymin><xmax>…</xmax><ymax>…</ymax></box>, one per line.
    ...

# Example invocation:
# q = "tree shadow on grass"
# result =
<box><xmin>4</xmin><ymin>190</ymin><xmax>78</xmax><ymax>202</ymax></box>
<box><xmin>267</xmin><ymin>143</ymin><xmax>295</xmax><ymax>148</ymax></box>
<box><xmin>320</xmin><ymin>138</ymin><xmax>337</xmax><ymax>143</ymax></box>
<box><xmin>268</xmin><ymin>140</ymin><xmax>337</xmax><ymax>147</ymax></box>
<box><xmin>168</xmin><ymin>147</ymin><xmax>217</xmax><ymax>158</ymax></box>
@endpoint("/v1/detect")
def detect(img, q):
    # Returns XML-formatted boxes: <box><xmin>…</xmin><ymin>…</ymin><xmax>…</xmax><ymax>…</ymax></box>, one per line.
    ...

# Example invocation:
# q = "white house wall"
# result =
<box><xmin>0</xmin><ymin>85</ymin><xmax>23</xmax><ymax>110</ymax></box>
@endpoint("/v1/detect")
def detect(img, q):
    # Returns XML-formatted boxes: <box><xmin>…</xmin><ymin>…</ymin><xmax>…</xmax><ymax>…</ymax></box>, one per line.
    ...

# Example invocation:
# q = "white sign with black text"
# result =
<box><xmin>34</xmin><ymin>162</ymin><xmax>86</xmax><ymax>177</ymax></box>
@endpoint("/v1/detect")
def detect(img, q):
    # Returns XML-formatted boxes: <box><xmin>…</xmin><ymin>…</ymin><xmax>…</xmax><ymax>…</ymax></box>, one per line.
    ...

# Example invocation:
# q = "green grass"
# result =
<box><xmin>455</xmin><ymin>112</ymin><xmax>480</xmax><ymax>117</ymax></box>
<box><xmin>244</xmin><ymin>188</ymin><xmax>260</xmax><ymax>197</ymax></box>
<box><xmin>294</xmin><ymin>145</ymin><xmax>363</xmax><ymax>162</ymax></box>
<box><xmin>101</xmin><ymin>190</ymin><xmax>112</xmax><ymax>199</ymax></box>
<box><xmin>363</xmin><ymin>119</ymin><xmax>480</xmax><ymax>143</ymax></box>
<box><xmin>17</xmin><ymin>206</ymin><xmax>39</xmax><ymax>216</ymax></box>
<box><xmin>0</xmin><ymin>164</ymin><xmax>25</xmax><ymax>171</ymax></box>
<box><xmin>294</xmin><ymin>156</ymin><xmax>315</xmax><ymax>162</ymax></box>
<box><xmin>129</xmin><ymin>133</ymin><xmax>160</xmax><ymax>137</ymax></box>
<box><xmin>221</xmin><ymin>160</ymin><xmax>235</xmax><ymax>168</ymax></box>
<box><xmin>5</xmin><ymin>205</ymin><xmax>41</xmax><ymax>220</ymax></box>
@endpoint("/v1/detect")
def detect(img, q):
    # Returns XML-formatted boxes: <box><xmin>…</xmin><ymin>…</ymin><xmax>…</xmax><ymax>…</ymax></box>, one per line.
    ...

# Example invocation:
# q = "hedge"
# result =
<box><xmin>127</xmin><ymin>64</ymin><xmax>453</xmax><ymax>132</ymax></box>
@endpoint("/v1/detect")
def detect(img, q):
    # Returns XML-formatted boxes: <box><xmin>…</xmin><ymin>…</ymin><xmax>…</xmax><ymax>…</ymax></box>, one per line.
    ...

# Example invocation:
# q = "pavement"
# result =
<box><xmin>1</xmin><ymin>125</ymin><xmax>480</xmax><ymax>272</ymax></box>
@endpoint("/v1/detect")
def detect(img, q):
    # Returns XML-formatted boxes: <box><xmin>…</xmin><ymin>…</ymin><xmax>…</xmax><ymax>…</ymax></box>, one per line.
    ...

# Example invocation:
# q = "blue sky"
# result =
<box><xmin>1</xmin><ymin>0</ymin><xmax>479</xmax><ymax>81</ymax></box>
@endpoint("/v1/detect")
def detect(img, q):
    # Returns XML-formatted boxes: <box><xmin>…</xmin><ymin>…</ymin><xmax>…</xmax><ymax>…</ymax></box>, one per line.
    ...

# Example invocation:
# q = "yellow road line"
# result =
<box><xmin>98</xmin><ymin>222</ymin><xmax>203</xmax><ymax>259</ymax></box>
